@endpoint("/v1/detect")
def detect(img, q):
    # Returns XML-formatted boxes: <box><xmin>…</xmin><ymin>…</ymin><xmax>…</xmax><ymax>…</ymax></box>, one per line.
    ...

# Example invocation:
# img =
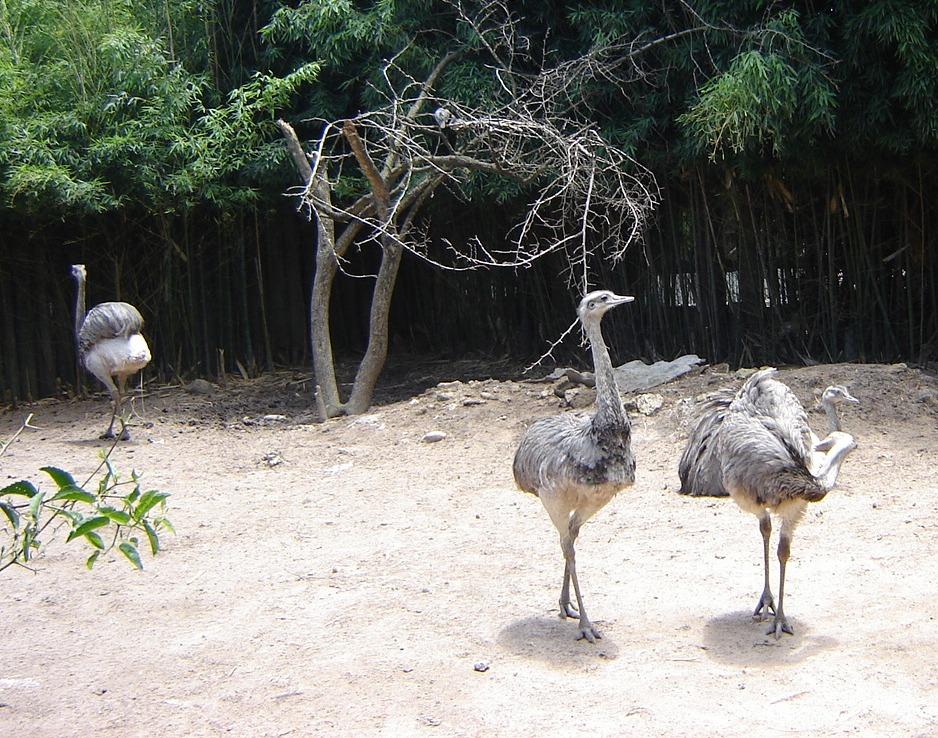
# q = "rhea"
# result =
<box><xmin>513</xmin><ymin>290</ymin><xmax>636</xmax><ymax>642</ymax></box>
<box><xmin>679</xmin><ymin>369</ymin><xmax>856</xmax><ymax>637</ymax></box>
<box><xmin>71</xmin><ymin>264</ymin><xmax>151</xmax><ymax>440</ymax></box>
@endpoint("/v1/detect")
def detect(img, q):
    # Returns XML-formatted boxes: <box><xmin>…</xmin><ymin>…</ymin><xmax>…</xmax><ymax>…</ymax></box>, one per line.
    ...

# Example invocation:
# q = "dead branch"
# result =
<box><xmin>0</xmin><ymin>413</ymin><xmax>36</xmax><ymax>458</ymax></box>
<box><xmin>343</xmin><ymin>120</ymin><xmax>389</xmax><ymax>210</ymax></box>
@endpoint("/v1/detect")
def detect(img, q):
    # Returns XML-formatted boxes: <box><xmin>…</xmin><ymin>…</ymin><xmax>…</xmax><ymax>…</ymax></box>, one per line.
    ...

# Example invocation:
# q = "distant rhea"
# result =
<box><xmin>513</xmin><ymin>290</ymin><xmax>636</xmax><ymax>642</ymax></box>
<box><xmin>679</xmin><ymin>369</ymin><xmax>856</xmax><ymax>637</ymax></box>
<box><xmin>71</xmin><ymin>264</ymin><xmax>151</xmax><ymax>440</ymax></box>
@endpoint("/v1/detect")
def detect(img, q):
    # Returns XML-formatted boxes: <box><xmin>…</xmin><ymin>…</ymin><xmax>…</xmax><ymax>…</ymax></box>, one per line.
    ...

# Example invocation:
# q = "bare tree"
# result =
<box><xmin>278</xmin><ymin>2</ymin><xmax>659</xmax><ymax>417</ymax></box>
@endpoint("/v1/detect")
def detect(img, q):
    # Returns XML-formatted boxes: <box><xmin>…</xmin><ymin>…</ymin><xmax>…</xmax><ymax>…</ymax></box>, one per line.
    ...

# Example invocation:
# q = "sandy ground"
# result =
<box><xmin>1</xmin><ymin>360</ymin><xmax>936</xmax><ymax>737</ymax></box>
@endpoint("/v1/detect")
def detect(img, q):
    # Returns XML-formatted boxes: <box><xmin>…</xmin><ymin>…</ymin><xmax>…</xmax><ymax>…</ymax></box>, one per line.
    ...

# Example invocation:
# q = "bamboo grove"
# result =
<box><xmin>1</xmin><ymin>1</ymin><xmax>936</xmax><ymax>403</ymax></box>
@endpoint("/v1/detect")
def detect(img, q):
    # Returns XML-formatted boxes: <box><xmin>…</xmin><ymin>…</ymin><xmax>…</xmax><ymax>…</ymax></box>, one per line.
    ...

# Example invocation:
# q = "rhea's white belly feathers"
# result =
<box><xmin>83</xmin><ymin>334</ymin><xmax>151</xmax><ymax>379</ymax></box>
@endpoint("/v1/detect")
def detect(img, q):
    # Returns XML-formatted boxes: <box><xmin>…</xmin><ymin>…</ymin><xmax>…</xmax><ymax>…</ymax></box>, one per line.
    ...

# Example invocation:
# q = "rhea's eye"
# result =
<box><xmin>588</xmin><ymin>301</ymin><xmax>595</xmax><ymax>309</ymax></box>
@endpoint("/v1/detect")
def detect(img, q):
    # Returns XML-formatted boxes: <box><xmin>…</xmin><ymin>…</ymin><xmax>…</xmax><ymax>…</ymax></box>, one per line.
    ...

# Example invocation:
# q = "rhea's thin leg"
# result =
<box><xmin>561</xmin><ymin>534</ymin><xmax>601</xmax><ymax>643</ymax></box>
<box><xmin>559</xmin><ymin>520</ymin><xmax>584</xmax><ymax>619</ymax></box>
<box><xmin>558</xmin><ymin>560</ymin><xmax>578</xmax><ymax>619</ymax></box>
<box><xmin>753</xmin><ymin>512</ymin><xmax>776</xmax><ymax>620</ymax></box>
<box><xmin>770</xmin><ymin>532</ymin><xmax>794</xmax><ymax>637</ymax></box>
<box><xmin>102</xmin><ymin>389</ymin><xmax>119</xmax><ymax>440</ymax></box>
<box><xmin>116</xmin><ymin>376</ymin><xmax>131</xmax><ymax>441</ymax></box>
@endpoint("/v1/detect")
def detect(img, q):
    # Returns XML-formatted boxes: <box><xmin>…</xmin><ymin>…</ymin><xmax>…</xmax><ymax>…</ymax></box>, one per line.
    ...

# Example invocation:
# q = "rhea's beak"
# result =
<box><xmin>609</xmin><ymin>294</ymin><xmax>635</xmax><ymax>307</ymax></box>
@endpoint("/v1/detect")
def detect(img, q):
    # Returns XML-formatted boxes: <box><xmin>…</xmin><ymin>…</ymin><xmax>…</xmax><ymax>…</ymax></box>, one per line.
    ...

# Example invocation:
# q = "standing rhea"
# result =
<box><xmin>71</xmin><ymin>264</ymin><xmax>151</xmax><ymax>440</ymax></box>
<box><xmin>513</xmin><ymin>290</ymin><xmax>636</xmax><ymax>642</ymax></box>
<box><xmin>680</xmin><ymin>369</ymin><xmax>856</xmax><ymax>637</ymax></box>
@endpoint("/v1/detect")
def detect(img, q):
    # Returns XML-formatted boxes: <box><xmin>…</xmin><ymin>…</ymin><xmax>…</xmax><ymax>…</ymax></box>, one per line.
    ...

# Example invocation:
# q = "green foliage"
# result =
<box><xmin>0</xmin><ymin>456</ymin><xmax>172</xmax><ymax>573</ymax></box>
<box><xmin>2</xmin><ymin>0</ymin><xmax>937</xmax><ymax>222</ymax></box>
<box><xmin>839</xmin><ymin>0</ymin><xmax>938</xmax><ymax>152</ymax></box>
<box><xmin>680</xmin><ymin>50</ymin><xmax>797</xmax><ymax>157</ymax></box>
<box><xmin>260</xmin><ymin>1</ymin><xmax>480</xmax><ymax>116</ymax></box>
<box><xmin>176</xmin><ymin>61</ymin><xmax>321</xmax><ymax>204</ymax></box>
<box><xmin>677</xmin><ymin>9</ymin><xmax>836</xmax><ymax>160</ymax></box>
<box><xmin>262</xmin><ymin>0</ymin><xmax>414</xmax><ymax>68</ymax></box>
<box><xmin>0</xmin><ymin>0</ymin><xmax>318</xmax><ymax>216</ymax></box>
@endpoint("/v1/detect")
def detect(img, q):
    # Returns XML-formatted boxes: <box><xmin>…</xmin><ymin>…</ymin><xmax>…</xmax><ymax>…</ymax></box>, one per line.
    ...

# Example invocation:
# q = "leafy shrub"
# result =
<box><xmin>0</xmin><ymin>446</ymin><xmax>172</xmax><ymax>574</ymax></box>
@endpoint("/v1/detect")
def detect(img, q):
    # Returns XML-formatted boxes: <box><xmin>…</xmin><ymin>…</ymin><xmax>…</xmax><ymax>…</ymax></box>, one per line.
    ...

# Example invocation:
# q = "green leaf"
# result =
<box><xmin>28</xmin><ymin>490</ymin><xmax>45</xmax><ymax>522</ymax></box>
<box><xmin>119</xmin><ymin>542</ymin><xmax>143</xmax><ymax>570</ymax></box>
<box><xmin>84</xmin><ymin>531</ymin><xmax>105</xmax><ymax>550</ymax></box>
<box><xmin>143</xmin><ymin>520</ymin><xmax>159</xmax><ymax>555</ymax></box>
<box><xmin>86</xmin><ymin>551</ymin><xmax>100</xmax><ymax>570</ymax></box>
<box><xmin>0</xmin><ymin>501</ymin><xmax>20</xmax><ymax>528</ymax></box>
<box><xmin>133</xmin><ymin>491</ymin><xmax>169</xmax><ymax>521</ymax></box>
<box><xmin>99</xmin><ymin>506</ymin><xmax>132</xmax><ymax>525</ymax></box>
<box><xmin>58</xmin><ymin>509</ymin><xmax>83</xmax><ymax>525</ymax></box>
<box><xmin>66</xmin><ymin>515</ymin><xmax>110</xmax><ymax>542</ymax></box>
<box><xmin>1</xmin><ymin>480</ymin><xmax>38</xmax><ymax>497</ymax></box>
<box><xmin>157</xmin><ymin>518</ymin><xmax>175</xmax><ymax>535</ymax></box>
<box><xmin>50</xmin><ymin>486</ymin><xmax>96</xmax><ymax>504</ymax></box>
<box><xmin>40</xmin><ymin>466</ymin><xmax>76</xmax><ymax>489</ymax></box>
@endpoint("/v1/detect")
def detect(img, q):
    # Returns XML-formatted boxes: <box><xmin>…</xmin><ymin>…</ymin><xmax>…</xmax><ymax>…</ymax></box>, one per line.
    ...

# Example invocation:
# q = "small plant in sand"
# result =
<box><xmin>0</xmin><ymin>415</ymin><xmax>172</xmax><ymax>574</ymax></box>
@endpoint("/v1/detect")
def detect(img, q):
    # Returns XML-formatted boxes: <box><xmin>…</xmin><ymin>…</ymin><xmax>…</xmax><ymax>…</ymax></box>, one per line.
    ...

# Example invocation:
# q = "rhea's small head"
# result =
<box><xmin>577</xmin><ymin>290</ymin><xmax>634</xmax><ymax>324</ymax></box>
<box><xmin>71</xmin><ymin>264</ymin><xmax>87</xmax><ymax>282</ymax></box>
<box><xmin>820</xmin><ymin>385</ymin><xmax>859</xmax><ymax>407</ymax></box>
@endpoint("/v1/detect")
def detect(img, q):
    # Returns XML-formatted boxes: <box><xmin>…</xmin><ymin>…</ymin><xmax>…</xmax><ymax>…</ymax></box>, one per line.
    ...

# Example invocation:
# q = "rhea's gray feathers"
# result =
<box><xmin>729</xmin><ymin>369</ymin><xmax>812</xmax><ymax>461</ymax></box>
<box><xmin>677</xmin><ymin>389</ymin><xmax>734</xmax><ymax>497</ymax></box>
<box><xmin>678</xmin><ymin>369</ymin><xmax>815</xmax><ymax>498</ymax></box>
<box><xmin>717</xmin><ymin>410</ymin><xmax>825</xmax><ymax>506</ymax></box>
<box><xmin>77</xmin><ymin>301</ymin><xmax>146</xmax><ymax>356</ymax></box>
<box><xmin>513</xmin><ymin>411</ymin><xmax>635</xmax><ymax>496</ymax></box>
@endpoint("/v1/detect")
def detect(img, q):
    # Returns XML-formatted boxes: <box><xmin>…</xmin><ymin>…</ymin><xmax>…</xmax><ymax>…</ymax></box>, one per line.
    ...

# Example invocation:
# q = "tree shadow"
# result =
<box><xmin>497</xmin><ymin>615</ymin><xmax>621</xmax><ymax>667</ymax></box>
<box><xmin>700</xmin><ymin>610</ymin><xmax>839</xmax><ymax>666</ymax></box>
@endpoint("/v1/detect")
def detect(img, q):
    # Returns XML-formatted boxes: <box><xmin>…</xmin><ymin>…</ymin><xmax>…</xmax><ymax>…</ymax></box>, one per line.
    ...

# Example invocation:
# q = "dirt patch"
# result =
<box><xmin>1</xmin><ymin>362</ymin><xmax>936</xmax><ymax>736</ymax></box>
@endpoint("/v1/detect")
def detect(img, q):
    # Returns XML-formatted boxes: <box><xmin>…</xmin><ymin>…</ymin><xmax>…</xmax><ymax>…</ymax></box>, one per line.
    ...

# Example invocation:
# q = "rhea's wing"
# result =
<box><xmin>718</xmin><ymin>410</ymin><xmax>825</xmax><ymax>506</ymax></box>
<box><xmin>677</xmin><ymin>390</ymin><xmax>733</xmax><ymax>497</ymax></box>
<box><xmin>732</xmin><ymin>368</ymin><xmax>812</xmax><ymax>466</ymax></box>
<box><xmin>78</xmin><ymin>302</ymin><xmax>145</xmax><ymax>352</ymax></box>
<box><xmin>513</xmin><ymin>413</ymin><xmax>602</xmax><ymax>494</ymax></box>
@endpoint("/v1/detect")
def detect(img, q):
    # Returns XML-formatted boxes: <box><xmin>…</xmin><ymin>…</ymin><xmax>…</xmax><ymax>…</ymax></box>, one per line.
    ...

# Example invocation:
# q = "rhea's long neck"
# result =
<box><xmin>822</xmin><ymin>401</ymin><xmax>841</xmax><ymax>434</ymax></box>
<box><xmin>815</xmin><ymin>439</ymin><xmax>854</xmax><ymax>490</ymax></box>
<box><xmin>585</xmin><ymin>318</ymin><xmax>627</xmax><ymax>428</ymax></box>
<box><xmin>74</xmin><ymin>275</ymin><xmax>86</xmax><ymax>342</ymax></box>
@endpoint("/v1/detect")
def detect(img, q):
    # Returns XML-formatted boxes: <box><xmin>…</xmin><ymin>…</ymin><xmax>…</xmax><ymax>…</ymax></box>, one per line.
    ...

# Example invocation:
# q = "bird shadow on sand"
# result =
<box><xmin>497</xmin><ymin>616</ymin><xmax>621</xmax><ymax>667</ymax></box>
<box><xmin>63</xmin><ymin>438</ymin><xmax>135</xmax><ymax>448</ymax></box>
<box><xmin>700</xmin><ymin>610</ymin><xmax>839</xmax><ymax>666</ymax></box>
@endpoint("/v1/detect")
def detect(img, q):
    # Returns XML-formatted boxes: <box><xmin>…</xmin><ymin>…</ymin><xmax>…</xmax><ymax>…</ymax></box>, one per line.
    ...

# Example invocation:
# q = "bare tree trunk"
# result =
<box><xmin>345</xmin><ymin>238</ymin><xmax>404</xmax><ymax>413</ymax></box>
<box><xmin>276</xmin><ymin>119</ymin><xmax>343</xmax><ymax>414</ymax></box>
<box><xmin>308</xmin><ymin>175</ymin><xmax>343</xmax><ymax>415</ymax></box>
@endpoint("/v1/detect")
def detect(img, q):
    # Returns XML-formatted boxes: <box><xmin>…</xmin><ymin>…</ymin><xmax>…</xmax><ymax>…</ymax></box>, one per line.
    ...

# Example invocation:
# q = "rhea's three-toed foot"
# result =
<box><xmin>752</xmin><ymin>587</ymin><xmax>776</xmax><ymax>621</ymax></box>
<box><xmin>577</xmin><ymin>620</ymin><xmax>603</xmax><ymax>643</ymax></box>
<box><xmin>559</xmin><ymin>598</ymin><xmax>579</xmax><ymax>619</ymax></box>
<box><xmin>768</xmin><ymin>610</ymin><xmax>793</xmax><ymax>638</ymax></box>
